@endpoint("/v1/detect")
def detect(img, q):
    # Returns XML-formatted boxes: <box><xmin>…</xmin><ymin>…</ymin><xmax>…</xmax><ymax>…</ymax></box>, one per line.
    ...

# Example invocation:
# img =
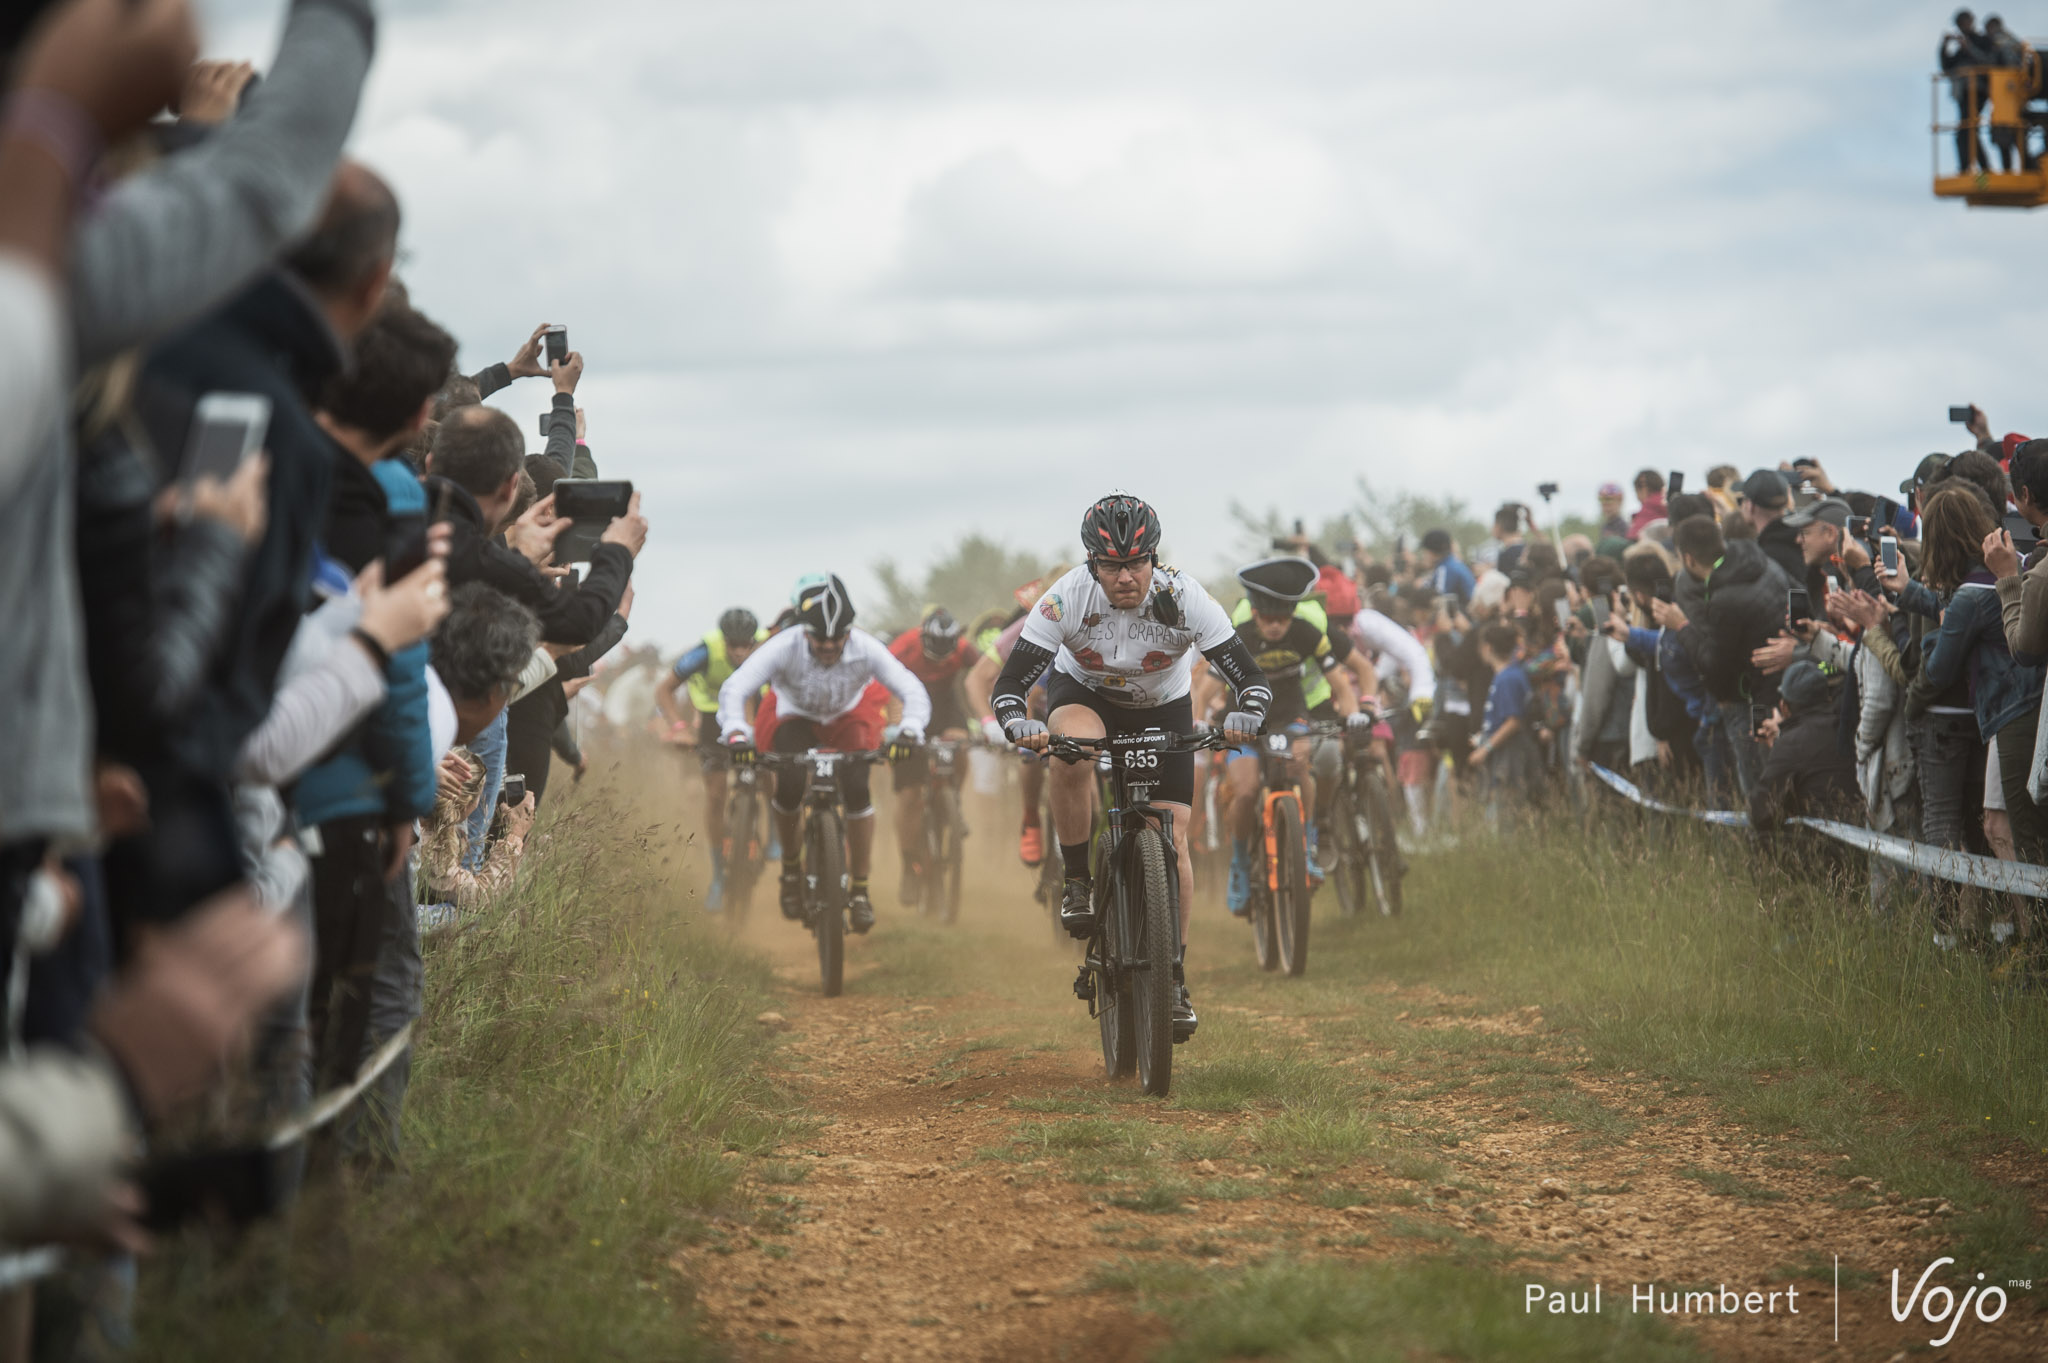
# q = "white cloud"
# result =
<box><xmin>191</xmin><ymin>0</ymin><xmax>2044</xmax><ymax>651</ymax></box>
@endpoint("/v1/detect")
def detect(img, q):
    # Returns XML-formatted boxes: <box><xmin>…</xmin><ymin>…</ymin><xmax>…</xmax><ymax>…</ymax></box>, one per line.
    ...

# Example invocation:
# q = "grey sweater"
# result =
<box><xmin>0</xmin><ymin>0</ymin><xmax>374</xmax><ymax>845</ymax></box>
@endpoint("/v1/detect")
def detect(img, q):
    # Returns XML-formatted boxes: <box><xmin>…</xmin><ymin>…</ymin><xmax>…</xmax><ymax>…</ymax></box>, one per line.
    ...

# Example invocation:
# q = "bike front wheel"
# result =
<box><xmin>1361</xmin><ymin>770</ymin><xmax>1406</xmax><ymax>918</ymax></box>
<box><xmin>1272</xmin><ymin>795</ymin><xmax>1311</xmax><ymax>977</ymax></box>
<box><xmin>1327</xmin><ymin>783</ymin><xmax>1367</xmax><ymax>919</ymax></box>
<box><xmin>726</xmin><ymin>784</ymin><xmax>760</xmax><ymax>922</ymax></box>
<box><xmin>1093</xmin><ymin>832</ymin><xmax>1135</xmax><ymax>1078</ymax></box>
<box><xmin>1129</xmin><ymin>828</ymin><xmax>1177</xmax><ymax>1097</ymax></box>
<box><xmin>808</xmin><ymin>809</ymin><xmax>847</xmax><ymax>996</ymax></box>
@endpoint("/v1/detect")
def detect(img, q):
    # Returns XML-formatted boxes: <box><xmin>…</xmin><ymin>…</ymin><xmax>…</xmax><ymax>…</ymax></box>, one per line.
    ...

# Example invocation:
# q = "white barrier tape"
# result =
<box><xmin>1585</xmin><ymin>763</ymin><xmax>1749</xmax><ymax>828</ymax></box>
<box><xmin>1588</xmin><ymin>764</ymin><xmax>2048</xmax><ymax>899</ymax></box>
<box><xmin>268</xmin><ymin>1020</ymin><xmax>415</xmax><ymax>1150</ymax></box>
<box><xmin>0</xmin><ymin>1248</ymin><xmax>60</xmax><ymax>1291</ymax></box>
<box><xmin>0</xmin><ymin>1022</ymin><xmax>417</xmax><ymax>1291</ymax></box>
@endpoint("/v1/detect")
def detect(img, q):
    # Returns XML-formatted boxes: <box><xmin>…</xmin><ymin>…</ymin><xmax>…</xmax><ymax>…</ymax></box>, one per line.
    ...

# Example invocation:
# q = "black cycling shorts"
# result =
<box><xmin>895</xmin><ymin>681</ymin><xmax>971</xmax><ymax>790</ymax></box>
<box><xmin>1045</xmin><ymin>671</ymin><xmax>1194</xmax><ymax>807</ymax></box>
<box><xmin>770</xmin><ymin>717</ymin><xmax>874</xmax><ymax>815</ymax></box>
<box><xmin>695</xmin><ymin>710</ymin><xmax>730</xmax><ymax>772</ymax></box>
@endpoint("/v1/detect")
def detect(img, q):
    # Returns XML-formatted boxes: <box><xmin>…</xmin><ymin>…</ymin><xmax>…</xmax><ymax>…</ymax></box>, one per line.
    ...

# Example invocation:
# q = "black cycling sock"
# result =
<box><xmin>1061</xmin><ymin>841</ymin><xmax>1091</xmax><ymax>880</ymax></box>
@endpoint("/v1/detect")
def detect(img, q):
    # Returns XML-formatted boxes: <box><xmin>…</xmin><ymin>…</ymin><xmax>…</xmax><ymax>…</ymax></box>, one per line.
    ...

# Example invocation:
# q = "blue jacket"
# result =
<box><xmin>1429</xmin><ymin>555</ymin><xmax>1476</xmax><ymax>605</ymax></box>
<box><xmin>1911</xmin><ymin>569</ymin><xmax>2044</xmax><ymax>741</ymax></box>
<box><xmin>291</xmin><ymin>458</ymin><xmax>439</xmax><ymax>827</ymax></box>
<box><xmin>1627</xmin><ymin>626</ymin><xmax>1715</xmax><ymax>727</ymax></box>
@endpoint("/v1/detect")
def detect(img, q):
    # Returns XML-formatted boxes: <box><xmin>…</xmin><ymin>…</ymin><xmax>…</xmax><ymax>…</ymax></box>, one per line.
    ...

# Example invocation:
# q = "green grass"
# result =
<box><xmin>137</xmin><ymin>781</ymin><xmax>790</xmax><ymax>1362</ymax></box>
<box><xmin>1676</xmin><ymin>1165</ymin><xmax>1786</xmax><ymax>1204</ymax></box>
<box><xmin>1091</xmin><ymin>1255</ymin><xmax>1707</xmax><ymax>1362</ymax></box>
<box><xmin>1327</xmin><ymin>821</ymin><xmax>2048</xmax><ymax>1281</ymax></box>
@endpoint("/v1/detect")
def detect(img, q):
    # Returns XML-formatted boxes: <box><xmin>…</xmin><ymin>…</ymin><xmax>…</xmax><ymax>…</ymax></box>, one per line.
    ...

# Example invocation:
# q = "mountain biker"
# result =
<box><xmin>991</xmin><ymin>494</ymin><xmax>1271</xmax><ymax>1041</ymax></box>
<box><xmin>888</xmin><ymin>607</ymin><xmax>980</xmax><ymax>901</ymax></box>
<box><xmin>1203</xmin><ymin>558</ymin><xmax>1376</xmax><ymax>916</ymax></box>
<box><xmin>1328</xmin><ymin>582</ymin><xmax>1437</xmax><ymax>837</ymax></box>
<box><xmin>718</xmin><ymin>575</ymin><xmax>931</xmax><ymax>934</ymax></box>
<box><xmin>966</xmin><ymin>603</ymin><xmax>1056</xmax><ymax>866</ymax></box>
<box><xmin>654</xmin><ymin>606</ymin><xmax>766</xmax><ymax>911</ymax></box>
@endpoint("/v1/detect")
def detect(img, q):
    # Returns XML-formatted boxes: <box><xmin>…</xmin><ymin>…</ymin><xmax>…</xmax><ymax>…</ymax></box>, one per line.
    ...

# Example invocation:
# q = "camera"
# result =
<box><xmin>1536</xmin><ymin>482</ymin><xmax>1559</xmax><ymax>501</ymax></box>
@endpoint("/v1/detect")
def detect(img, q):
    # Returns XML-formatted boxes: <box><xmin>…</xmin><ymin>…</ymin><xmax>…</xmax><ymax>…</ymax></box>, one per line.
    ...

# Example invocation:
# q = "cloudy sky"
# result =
<box><xmin>200</xmin><ymin>0</ymin><xmax>2043</xmax><ymax>651</ymax></box>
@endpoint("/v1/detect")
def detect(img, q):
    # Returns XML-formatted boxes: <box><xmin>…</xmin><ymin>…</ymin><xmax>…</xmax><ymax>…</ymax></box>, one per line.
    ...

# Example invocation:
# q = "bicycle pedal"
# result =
<box><xmin>1072</xmin><ymin>967</ymin><xmax>1096</xmax><ymax>1003</ymax></box>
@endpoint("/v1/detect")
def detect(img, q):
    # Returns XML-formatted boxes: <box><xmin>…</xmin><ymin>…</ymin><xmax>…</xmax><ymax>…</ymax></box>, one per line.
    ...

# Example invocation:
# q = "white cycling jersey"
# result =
<box><xmin>1019</xmin><ymin>564</ymin><xmax>1235</xmax><ymax>708</ymax></box>
<box><xmin>1347</xmin><ymin>609</ymin><xmax>1434</xmax><ymax>703</ymax></box>
<box><xmin>717</xmin><ymin>627</ymin><xmax>931</xmax><ymax>742</ymax></box>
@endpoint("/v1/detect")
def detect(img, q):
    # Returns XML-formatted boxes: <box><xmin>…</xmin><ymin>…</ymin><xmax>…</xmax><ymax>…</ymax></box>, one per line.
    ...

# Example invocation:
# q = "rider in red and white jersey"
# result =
<box><xmin>886</xmin><ymin>607</ymin><xmax>979</xmax><ymax>901</ymax></box>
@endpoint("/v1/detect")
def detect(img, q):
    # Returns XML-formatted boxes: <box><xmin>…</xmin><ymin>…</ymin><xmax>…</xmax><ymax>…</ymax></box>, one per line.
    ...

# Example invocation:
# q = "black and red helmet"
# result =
<box><xmin>1080</xmin><ymin>494</ymin><xmax>1162</xmax><ymax>563</ymax></box>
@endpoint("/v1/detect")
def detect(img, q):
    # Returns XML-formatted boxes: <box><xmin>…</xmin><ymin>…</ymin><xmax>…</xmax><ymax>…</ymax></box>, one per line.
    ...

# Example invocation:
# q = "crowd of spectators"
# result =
<box><xmin>0</xmin><ymin>0</ymin><xmax>650</xmax><ymax>1342</ymax></box>
<box><xmin>1319</xmin><ymin>402</ymin><xmax>2048</xmax><ymax>958</ymax></box>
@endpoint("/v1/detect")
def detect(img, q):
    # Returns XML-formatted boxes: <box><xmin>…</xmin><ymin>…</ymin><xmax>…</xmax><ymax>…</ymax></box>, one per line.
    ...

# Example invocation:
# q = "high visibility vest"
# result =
<box><xmin>1229</xmin><ymin>597</ymin><xmax>1337</xmax><ymax>711</ymax></box>
<box><xmin>685</xmin><ymin>629</ymin><xmax>766</xmax><ymax>713</ymax></box>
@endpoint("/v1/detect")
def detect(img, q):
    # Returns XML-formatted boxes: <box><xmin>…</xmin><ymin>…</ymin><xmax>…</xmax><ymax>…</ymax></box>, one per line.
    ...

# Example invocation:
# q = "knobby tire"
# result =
<box><xmin>1328</xmin><ymin>783</ymin><xmax>1367</xmax><ymax>919</ymax></box>
<box><xmin>1093</xmin><ymin>830</ymin><xmax>1136</xmax><ymax>1078</ymax></box>
<box><xmin>808</xmin><ymin>809</ymin><xmax>847</xmax><ymax>997</ymax></box>
<box><xmin>1130</xmin><ymin>828</ymin><xmax>1176</xmax><ymax>1097</ymax></box>
<box><xmin>1362</xmin><ymin>769</ymin><xmax>1405</xmax><ymax>917</ymax></box>
<box><xmin>1273</xmin><ymin>795</ymin><xmax>1311</xmax><ymax>977</ymax></box>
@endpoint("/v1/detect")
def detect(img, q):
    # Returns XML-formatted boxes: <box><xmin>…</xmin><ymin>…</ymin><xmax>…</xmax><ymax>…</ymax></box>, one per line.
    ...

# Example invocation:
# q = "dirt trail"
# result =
<box><xmin>671</xmin><ymin>831</ymin><xmax>2048</xmax><ymax>1362</ymax></box>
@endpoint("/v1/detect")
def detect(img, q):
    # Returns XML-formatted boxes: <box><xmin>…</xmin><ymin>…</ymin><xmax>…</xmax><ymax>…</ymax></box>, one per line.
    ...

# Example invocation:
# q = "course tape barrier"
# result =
<box><xmin>1587</xmin><ymin>764</ymin><xmax>2048</xmax><ymax>899</ymax></box>
<box><xmin>0</xmin><ymin>1020</ymin><xmax>417</xmax><ymax>1290</ymax></box>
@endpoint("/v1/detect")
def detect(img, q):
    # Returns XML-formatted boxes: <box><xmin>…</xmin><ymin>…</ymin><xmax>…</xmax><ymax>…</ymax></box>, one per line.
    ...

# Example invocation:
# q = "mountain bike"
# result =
<box><xmin>1047</xmin><ymin>728</ymin><xmax>1226</xmax><ymax>1098</ymax></box>
<box><xmin>719</xmin><ymin>761</ymin><xmax>768</xmax><ymax>921</ymax></box>
<box><xmin>1236</xmin><ymin>729</ymin><xmax>1313</xmax><ymax>977</ymax></box>
<box><xmin>755</xmin><ymin>749</ymin><xmax>886</xmax><ymax>997</ymax></box>
<box><xmin>1308</xmin><ymin>718</ymin><xmax>1406</xmax><ymax>918</ymax></box>
<box><xmin>916</xmin><ymin>738</ymin><xmax>970</xmax><ymax>924</ymax></box>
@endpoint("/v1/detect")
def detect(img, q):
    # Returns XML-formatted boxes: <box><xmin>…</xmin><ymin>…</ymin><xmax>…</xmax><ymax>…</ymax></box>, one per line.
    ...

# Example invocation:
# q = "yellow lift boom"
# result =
<box><xmin>1933</xmin><ymin>53</ymin><xmax>2048</xmax><ymax>207</ymax></box>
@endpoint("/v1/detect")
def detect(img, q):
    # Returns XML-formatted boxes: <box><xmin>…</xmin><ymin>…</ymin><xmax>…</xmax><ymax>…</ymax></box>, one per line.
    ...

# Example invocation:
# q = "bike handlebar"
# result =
<box><xmin>1041</xmin><ymin>730</ymin><xmax>1234</xmax><ymax>761</ymax></box>
<box><xmin>750</xmin><ymin>748</ymin><xmax>889</xmax><ymax>768</ymax></box>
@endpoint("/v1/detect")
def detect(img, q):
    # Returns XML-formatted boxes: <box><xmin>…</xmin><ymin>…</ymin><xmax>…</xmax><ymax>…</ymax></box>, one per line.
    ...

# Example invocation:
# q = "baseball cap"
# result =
<box><xmin>1779</xmin><ymin>660</ymin><xmax>1830</xmax><ymax>714</ymax></box>
<box><xmin>1781</xmin><ymin>496</ymin><xmax>1851</xmax><ymax>530</ymax></box>
<box><xmin>1738</xmin><ymin>469</ymin><xmax>1789</xmax><ymax>509</ymax></box>
<box><xmin>1597</xmin><ymin>481</ymin><xmax>1624</xmax><ymax>499</ymax></box>
<box><xmin>1900</xmin><ymin>452</ymin><xmax>1951</xmax><ymax>495</ymax></box>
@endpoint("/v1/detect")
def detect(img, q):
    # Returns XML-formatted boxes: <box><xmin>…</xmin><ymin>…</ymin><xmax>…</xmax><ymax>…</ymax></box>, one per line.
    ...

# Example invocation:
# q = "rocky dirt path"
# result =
<box><xmin>675</xmin><ymin>869</ymin><xmax>2048</xmax><ymax>1362</ymax></box>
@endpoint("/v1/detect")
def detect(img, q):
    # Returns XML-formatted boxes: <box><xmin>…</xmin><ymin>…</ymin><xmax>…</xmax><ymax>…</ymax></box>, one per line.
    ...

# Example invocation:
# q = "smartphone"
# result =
<box><xmin>1880</xmin><ymin>537</ymin><xmax>1900</xmax><ymax>574</ymax></box>
<box><xmin>499</xmin><ymin>774</ymin><xmax>526</xmax><ymax>806</ymax></box>
<box><xmin>383</xmin><ymin>512</ymin><xmax>428</xmax><ymax>582</ymax></box>
<box><xmin>2004</xmin><ymin>511</ymin><xmax>2040</xmax><ymax>557</ymax></box>
<box><xmin>537</xmin><ymin>414</ymin><xmax>553</xmax><ymax>437</ymax></box>
<box><xmin>1950</xmin><ymin>405</ymin><xmax>1974</xmax><ymax>424</ymax></box>
<box><xmin>548</xmin><ymin>478</ymin><xmax>634</xmax><ymax>564</ymax></box>
<box><xmin>139</xmin><ymin>1145</ymin><xmax>282</xmax><ymax>1233</ymax></box>
<box><xmin>1667</xmin><ymin>470</ymin><xmax>1685</xmax><ymax>497</ymax></box>
<box><xmin>1553</xmin><ymin>598</ymin><xmax>1573</xmax><ymax>633</ymax></box>
<box><xmin>1847</xmin><ymin>515</ymin><xmax>1870</xmax><ymax>540</ymax></box>
<box><xmin>1787</xmin><ymin>586</ymin><xmax>1812</xmax><ymax>625</ymax></box>
<box><xmin>1654</xmin><ymin>581</ymin><xmax>1676</xmax><ymax>605</ymax></box>
<box><xmin>543</xmin><ymin>324</ymin><xmax>568</xmax><ymax>366</ymax></box>
<box><xmin>1749</xmin><ymin>703</ymin><xmax>1772</xmax><ymax>733</ymax></box>
<box><xmin>560</xmin><ymin>566</ymin><xmax>582</xmax><ymax>592</ymax></box>
<box><xmin>180</xmin><ymin>392</ymin><xmax>271</xmax><ymax>482</ymax></box>
<box><xmin>1791</xmin><ymin>457</ymin><xmax>1818</xmax><ymax>470</ymax></box>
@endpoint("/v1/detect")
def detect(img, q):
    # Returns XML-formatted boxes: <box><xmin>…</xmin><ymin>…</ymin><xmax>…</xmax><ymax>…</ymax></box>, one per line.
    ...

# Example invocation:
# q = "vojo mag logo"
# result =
<box><xmin>1891</xmin><ymin>1256</ymin><xmax>2010</xmax><ymax>1348</ymax></box>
